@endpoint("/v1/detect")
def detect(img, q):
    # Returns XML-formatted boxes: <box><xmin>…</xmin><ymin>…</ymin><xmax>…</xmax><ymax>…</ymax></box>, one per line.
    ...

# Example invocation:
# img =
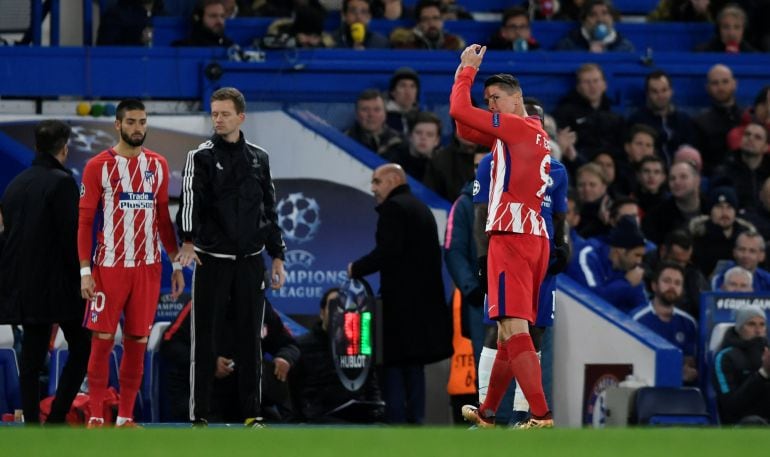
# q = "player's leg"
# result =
<box><xmin>47</xmin><ymin>320</ymin><xmax>91</xmax><ymax>423</ymax></box>
<box><xmin>232</xmin><ymin>255</ymin><xmax>264</xmax><ymax>424</ymax></box>
<box><xmin>116</xmin><ymin>263</ymin><xmax>162</xmax><ymax>426</ymax></box>
<box><xmin>500</xmin><ymin>236</ymin><xmax>552</xmax><ymax>427</ymax></box>
<box><xmin>190</xmin><ymin>254</ymin><xmax>233</xmax><ymax>423</ymax></box>
<box><xmin>18</xmin><ymin>323</ymin><xmax>51</xmax><ymax>425</ymax></box>
<box><xmin>84</xmin><ymin>266</ymin><xmax>128</xmax><ymax>427</ymax></box>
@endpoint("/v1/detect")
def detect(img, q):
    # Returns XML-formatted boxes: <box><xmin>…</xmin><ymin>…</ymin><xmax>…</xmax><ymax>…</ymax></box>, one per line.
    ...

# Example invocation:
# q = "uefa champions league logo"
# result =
<box><xmin>277</xmin><ymin>192</ymin><xmax>321</xmax><ymax>243</ymax></box>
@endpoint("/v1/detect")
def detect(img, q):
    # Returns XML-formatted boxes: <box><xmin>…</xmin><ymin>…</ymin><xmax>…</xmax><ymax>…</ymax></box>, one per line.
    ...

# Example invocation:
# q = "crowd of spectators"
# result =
<box><xmin>91</xmin><ymin>0</ymin><xmax>770</xmax><ymax>52</ymax></box>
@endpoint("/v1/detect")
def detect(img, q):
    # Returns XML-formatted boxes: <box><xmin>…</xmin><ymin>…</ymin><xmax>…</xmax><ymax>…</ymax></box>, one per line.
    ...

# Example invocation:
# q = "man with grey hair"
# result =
<box><xmin>712</xmin><ymin>231</ymin><xmax>770</xmax><ymax>291</ymax></box>
<box><xmin>721</xmin><ymin>266</ymin><xmax>754</xmax><ymax>292</ymax></box>
<box><xmin>712</xmin><ymin>304</ymin><xmax>770</xmax><ymax>424</ymax></box>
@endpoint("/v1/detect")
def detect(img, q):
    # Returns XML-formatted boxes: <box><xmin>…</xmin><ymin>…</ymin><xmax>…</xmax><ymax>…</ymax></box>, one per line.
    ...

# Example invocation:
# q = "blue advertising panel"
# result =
<box><xmin>267</xmin><ymin>178</ymin><xmax>380</xmax><ymax>317</ymax></box>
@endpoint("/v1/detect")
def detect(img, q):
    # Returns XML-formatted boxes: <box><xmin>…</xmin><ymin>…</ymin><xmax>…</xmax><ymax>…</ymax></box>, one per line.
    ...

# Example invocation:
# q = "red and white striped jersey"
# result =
<box><xmin>449</xmin><ymin>66</ymin><xmax>550</xmax><ymax>238</ymax></box>
<box><xmin>78</xmin><ymin>148</ymin><xmax>176</xmax><ymax>267</ymax></box>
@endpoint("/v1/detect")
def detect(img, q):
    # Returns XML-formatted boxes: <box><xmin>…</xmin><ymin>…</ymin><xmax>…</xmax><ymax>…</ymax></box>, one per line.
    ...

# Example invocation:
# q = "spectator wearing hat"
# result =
<box><xmin>487</xmin><ymin>7</ymin><xmax>540</xmax><ymax>51</ymax></box>
<box><xmin>386</xmin><ymin>67</ymin><xmax>421</xmax><ymax>137</ymax></box>
<box><xmin>631</xmin><ymin>261</ymin><xmax>699</xmax><ymax>384</ymax></box>
<box><xmin>554</xmin><ymin>0</ymin><xmax>634</xmax><ymax>53</ymax></box>
<box><xmin>712</xmin><ymin>304</ymin><xmax>770</xmax><ymax>425</ymax></box>
<box><xmin>332</xmin><ymin>0</ymin><xmax>390</xmax><ymax>49</ymax></box>
<box><xmin>566</xmin><ymin>215</ymin><xmax>648</xmax><ymax>313</ymax></box>
<box><xmin>690</xmin><ymin>186</ymin><xmax>756</xmax><ymax>277</ymax></box>
<box><xmin>711</xmin><ymin>231</ymin><xmax>770</xmax><ymax>292</ymax></box>
<box><xmin>714</xmin><ymin>123</ymin><xmax>770</xmax><ymax>211</ymax></box>
<box><xmin>720</xmin><ymin>265</ymin><xmax>754</xmax><ymax>292</ymax></box>
<box><xmin>642</xmin><ymin>161</ymin><xmax>704</xmax><ymax>245</ymax></box>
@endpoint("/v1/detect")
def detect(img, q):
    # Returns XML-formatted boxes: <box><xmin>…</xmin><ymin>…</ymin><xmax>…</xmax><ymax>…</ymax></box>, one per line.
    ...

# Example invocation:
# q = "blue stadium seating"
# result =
<box><xmin>631</xmin><ymin>386</ymin><xmax>711</xmax><ymax>426</ymax></box>
<box><xmin>151</xmin><ymin>16</ymin><xmax>715</xmax><ymax>52</ymax></box>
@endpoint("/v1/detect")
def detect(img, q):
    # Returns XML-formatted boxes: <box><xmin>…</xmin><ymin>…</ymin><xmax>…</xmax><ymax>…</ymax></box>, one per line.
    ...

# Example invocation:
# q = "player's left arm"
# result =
<box><xmin>156</xmin><ymin>158</ymin><xmax>184</xmax><ymax>299</ymax></box>
<box><xmin>259</xmin><ymin>150</ymin><xmax>286</xmax><ymax>289</ymax></box>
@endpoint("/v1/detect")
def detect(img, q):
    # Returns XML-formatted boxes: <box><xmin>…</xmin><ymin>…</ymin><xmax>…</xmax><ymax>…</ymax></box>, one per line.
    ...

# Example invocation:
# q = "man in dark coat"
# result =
<box><xmin>0</xmin><ymin>120</ymin><xmax>91</xmax><ymax>424</ymax></box>
<box><xmin>348</xmin><ymin>163</ymin><xmax>452</xmax><ymax>424</ymax></box>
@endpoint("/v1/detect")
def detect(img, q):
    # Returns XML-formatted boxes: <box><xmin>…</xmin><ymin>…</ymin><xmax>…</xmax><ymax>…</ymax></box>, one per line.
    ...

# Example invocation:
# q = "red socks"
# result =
<box><xmin>117</xmin><ymin>338</ymin><xmax>146</xmax><ymax>419</ymax></box>
<box><xmin>87</xmin><ymin>337</ymin><xmax>114</xmax><ymax>419</ymax></box>
<box><xmin>478</xmin><ymin>332</ymin><xmax>549</xmax><ymax>420</ymax></box>
<box><xmin>478</xmin><ymin>341</ymin><xmax>513</xmax><ymax>419</ymax></box>
<box><xmin>503</xmin><ymin>333</ymin><xmax>549</xmax><ymax>417</ymax></box>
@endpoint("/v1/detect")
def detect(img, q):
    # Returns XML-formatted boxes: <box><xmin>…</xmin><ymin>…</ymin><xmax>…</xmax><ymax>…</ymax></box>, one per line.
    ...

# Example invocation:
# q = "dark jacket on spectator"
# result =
<box><xmin>553</xmin><ymin>90</ymin><xmax>625</xmax><ymax>161</ymax></box>
<box><xmin>643</xmin><ymin>197</ymin><xmax>706</xmax><ymax>245</ymax></box>
<box><xmin>422</xmin><ymin>141</ymin><xmax>478</xmax><ymax>202</ymax></box>
<box><xmin>627</xmin><ymin>105</ymin><xmax>698</xmax><ymax>166</ymax></box>
<box><xmin>345</xmin><ymin>122</ymin><xmax>403</xmax><ymax>156</ymax></box>
<box><xmin>97</xmin><ymin>0</ymin><xmax>165</xmax><ymax>46</ymax></box>
<box><xmin>172</xmin><ymin>21</ymin><xmax>234</xmax><ymax>47</ymax></box>
<box><xmin>689</xmin><ymin>215</ymin><xmax>755</xmax><ymax>277</ymax></box>
<box><xmin>697</xmin><ymin>37</ymin><xmax>758</xmax><ymax>53</ymax></box>
<box><xmin>713</xmin><ymin>330</ymin><xmax>770</xmax><ymax>424</ymax></box>
<box><xmin>694</xmin><ymin>102</ymin><xmax>744</xmax><ymax>175</ymax></box>
<box><xmin>714</xmin><ymin>155</ymin><xmax>770</xmax><ymax>211</ymax></box>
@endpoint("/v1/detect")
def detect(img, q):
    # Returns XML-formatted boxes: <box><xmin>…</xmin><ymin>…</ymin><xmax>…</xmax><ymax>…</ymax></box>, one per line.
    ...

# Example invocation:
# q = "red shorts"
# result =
<box><xmin>487</xmin><ymin>233</ymin><xmax>549</xmax><ymax>323</ymax></box>
<box><xmin>84</xmin><ymin>263</ymin><xmax>162</xmax><ymax>337</ymax></box>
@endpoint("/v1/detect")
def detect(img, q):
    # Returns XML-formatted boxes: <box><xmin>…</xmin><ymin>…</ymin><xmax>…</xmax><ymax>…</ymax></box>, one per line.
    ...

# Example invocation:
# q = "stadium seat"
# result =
<box><xmin>708</xmin><ymin>323</ymin><xmax>733</xmax><ymax>355</ymax></box>
<box><xmin>631</xmin><ymin>386</ymin><xmax>711</xmax><ymax>426</ymax></box>
<box><xmin>140</xmin><ymin>321</ymin><xmax>171</xmax><ymax>422</ymax></box>
<box><xmin>48</xmin><ymin>325</ymin><xmax>123</xmax><ymax>396</ymax></box>
<box><xmin>0</xmin><ymin>325</ymin><xmax>21</xmax><ymax>415</ymax></box>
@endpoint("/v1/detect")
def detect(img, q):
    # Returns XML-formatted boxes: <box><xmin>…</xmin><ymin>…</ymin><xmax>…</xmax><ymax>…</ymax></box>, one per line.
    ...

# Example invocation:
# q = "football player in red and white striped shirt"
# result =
<box><xmin>449</xmin><ymin>45</ymin><xmax>553</xmax><ymax>428</ymax></box>
<box><xmin>78</xmin><ymin>99</ymin><xmax>184</xmax><ymax>428</ymax></box>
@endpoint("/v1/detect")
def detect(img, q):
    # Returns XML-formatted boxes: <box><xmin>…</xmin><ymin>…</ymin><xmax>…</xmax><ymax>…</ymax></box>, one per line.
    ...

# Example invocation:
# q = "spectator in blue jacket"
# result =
<box><xmin>631</xmin><ymin>261</ymin><xmax>699</xmax><ymax>384</ymax></box>
<box><xmin>712</xmin><ymin>231</ymin><xmax>770</xmax><ymax>292</ymax></box>
<box><xmin>567</xmin><ymin>215</ymin><xmax>647</xmax><ymax>313</ymax></box>
<box><xmin>555</xmin><ymin>0</ymin><xmax>634</xmax><ymax>53</ymax></box>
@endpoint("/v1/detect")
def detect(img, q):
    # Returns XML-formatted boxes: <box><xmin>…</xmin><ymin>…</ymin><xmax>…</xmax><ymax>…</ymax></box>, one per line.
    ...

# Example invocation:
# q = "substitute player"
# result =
<box><xmin>472</xmin><ymin>100</ymin><xmax>569</xmax><ymax>425</ymax></box>
<box><xmin>79</xmin><ymin>99</ymin><xmax>184</xmax><ymax>428</ymax></box>
<box><xmin>449</xmin><ymin>44</ymin><xmax>552</xmax><ymax>428</ymax></box>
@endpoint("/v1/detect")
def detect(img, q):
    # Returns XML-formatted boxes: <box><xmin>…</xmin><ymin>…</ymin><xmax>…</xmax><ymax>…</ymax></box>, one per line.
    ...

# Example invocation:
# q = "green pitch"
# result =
<box><xmin>3</xmin><ymin>426</ymin><xmax>769</xmax><ymax>457</ymax></box>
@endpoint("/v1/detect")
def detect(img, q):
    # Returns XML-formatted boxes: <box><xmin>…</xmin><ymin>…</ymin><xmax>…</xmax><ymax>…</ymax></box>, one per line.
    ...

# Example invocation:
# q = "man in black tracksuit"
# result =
<box><xmin>176</xmin><ymin>87</ymin><xmax>286</xmax><ymax>426</ymax></box>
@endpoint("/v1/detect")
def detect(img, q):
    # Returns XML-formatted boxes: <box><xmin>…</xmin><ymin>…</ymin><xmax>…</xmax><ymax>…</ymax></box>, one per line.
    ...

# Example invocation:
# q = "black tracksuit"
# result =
<box><xmin>177</xmin><ymin>132</ymin><xmax>285</xmax><ymax>422</ymax></box>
